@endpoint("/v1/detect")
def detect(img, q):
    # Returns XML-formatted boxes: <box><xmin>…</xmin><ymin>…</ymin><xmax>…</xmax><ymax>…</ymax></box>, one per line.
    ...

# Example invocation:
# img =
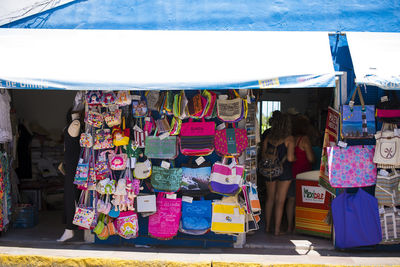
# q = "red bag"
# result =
<box><xmin>215</xmin><ymin>124</ymin><xmax>248</xmax><ymax>157</ymax></box>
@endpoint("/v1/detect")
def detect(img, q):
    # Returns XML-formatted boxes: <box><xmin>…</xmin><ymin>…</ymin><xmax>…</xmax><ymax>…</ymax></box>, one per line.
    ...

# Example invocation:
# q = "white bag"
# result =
<box><xmin>134</xmin><ymin>159</ymin><xmax>152</xmax><ymax>179</ymax></box>
<box><xmin>374</xmin><ymin>123</ymin><xmax>400</xmax><ymax>167</ymax></box>
<box><xmin>136</xmin><ymin>194</ymin><xmax>157</xmax><ymax>213</ymax></box>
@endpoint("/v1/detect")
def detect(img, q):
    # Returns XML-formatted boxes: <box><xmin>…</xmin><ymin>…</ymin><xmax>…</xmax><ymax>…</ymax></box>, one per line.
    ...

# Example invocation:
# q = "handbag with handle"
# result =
<box><xmin>112</xmin><ymin>117</ymin><xmax>130</xmax><ymax>147</ymax></box>
<box><xmin>116</xmin><ymin>91</ymin><xmax>131</xmax><ymax>106</ymax></box>
<box><xmin>132</xmin><ymin>93</ymin><xmax>148</xmax><ymax>118</ymax></box>
<box><xmin>104</xmin><ymin>108</ymin><xmax>122</xmax><ymax>128</ymax></box>
<box><xmin>101</xmin><ymin>91</ymin><xmax>116</xmax><ymax>107</ymax></box>
<box><xmin>85</xmin><ymin>110</ymin><xmax>104</xmax><ymax>128</ymax></box>
<box><xmin>209</xmin><ymin>157</ymin><xmax>244</xmax><ymax>196</ymax></box>
<box><xmin>327</xmin><ymin>145</ymin><xmax>377</xmax><ymax>188</ymax></box>
<box><xmin>86</xmin><ymin>91</ymin><xmax>103</xmax><ymax>105</ymax></box>
<box><xmin>133</xmin><ymin>155</ymin><xmax>152</xmax><ymax>179</ymax></box>
<box><xmin>93</xmin><ymin>128</ymin><xmax>114</xmax><ymax>150</ymax></box>
<box><xmin>74</xmin><ymin>148</ymin><xmax>90</xmax><ymax>188</ymax></box>
<box><xmin>151</xmin><ymin>164</ymin><xmax>183</xmax><ymax>192</ymax></box>
<box><xmin>203</xmin><ymin>90</ymin><xmax>217</xmax><ymax>119</ymax></box>
<box><xmin>145</xmin><ymin>130</ymin><xmax>178</xmax><ymax>159</ymax></box>
<box><xmin>115</xmin><ymin>211</ymin><xmax>139</xmax><ymax>239</ymax></box>
<box><xmin>215</xmin><ymin>123</ymin><xmax>248</xmax><ymax>157</ymax></box>
<box><xmin>148</xmin><ymin>192</ymin><xmax>182</xmax><ymax>240</ymax></box>
<box><xmin>341</xmin><ymin>86</ymin><xmax>376</xmax><ymax>139</ymax></box>
<box><xmin>80</xmin><ymin>131</ymin><xmax>93</xmax><ymax>148</ymax></box>
<box><xmin>332</xmin><ymin>189</ymin><xmax>382</xmax><ymax>248</ymax></box>
<box><xmin>373</xmin><ymin>123</ymin><xmax>400</xmax><ymax>167</ymax></box>
<box><xmin>108</xmin><ymin>147</ymin><xmax>128</xmax><ymax>171</ymax></box>
<box><xmin>211</xmin><ymin>200</ymin><xmax>246</xmax><ymax>234</ymax></box>
<box><xmin>217</xmin><ymin>90</ymin><xmax>244</xmax><ymax>122</ymax></box>
<box><xmin>179</xmin><ymin>118</ymin><xmax>215</xmax><ymax>156</ymax></box>
<box><xmin>73</xmin><ymin>190</ymin><xmax>96</xmax><ymax>230</ymax></box>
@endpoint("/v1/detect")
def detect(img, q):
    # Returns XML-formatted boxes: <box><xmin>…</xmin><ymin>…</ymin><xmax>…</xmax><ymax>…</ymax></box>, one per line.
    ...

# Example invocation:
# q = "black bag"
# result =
<box><xmin>376</xmin><ymin>91</ymin><xmax>400</xmax><ymax>124</ymax></box>
<box><xmin>259</xmin><ymin>143</ymin><xmax>285</xmax><ymax>180</ymax></box>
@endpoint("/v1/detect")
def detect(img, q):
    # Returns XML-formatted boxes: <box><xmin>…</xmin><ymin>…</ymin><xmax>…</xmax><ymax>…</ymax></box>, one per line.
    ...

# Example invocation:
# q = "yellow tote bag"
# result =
<box><xmin>211</xmin><ymin>202</ymin><xmax>246</xmax><ymax>234</ymax></box>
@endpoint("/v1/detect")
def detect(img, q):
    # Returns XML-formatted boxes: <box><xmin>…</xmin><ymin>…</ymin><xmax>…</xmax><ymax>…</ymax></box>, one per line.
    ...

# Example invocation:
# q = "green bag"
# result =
<box><xmin>145</xmin><ymin>130</ymin><xmax>178</xmax><ymax>159</ymax></box>
<box><xmin>151</xmin><ymin>166</ymin><xmax>183</xmax><ymax>192</ymax></box>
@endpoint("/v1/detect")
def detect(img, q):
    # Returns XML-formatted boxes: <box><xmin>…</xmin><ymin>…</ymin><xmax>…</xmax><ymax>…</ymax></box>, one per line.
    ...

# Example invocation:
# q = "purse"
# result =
<box><xmin>108</xmin><ymin>147</ymin><xmax>128</xmax><ymax>171</ymax></box>
<box><xmin>112</xmin><ymin>117</ymin><xmax>130</xmax><ymax>147</ymax></box>
<box><xmin>86</xmin><ymin>91</ymin><xmax>103</xmax><ymax>105</ymax></box>
<box><xmin>341</xmin><ymin>86</ymin><xmax>376</xmax><ymax>139</ymax></box>
<box><xmin>132</xmin><ymin>93</ymin><xmax>148</xmax><ymax>118</ymax></box>
<box><xmin>73</xmin><ymin>190</ymin><xmax>96</xmax><ymax>230</ymax></box>
<box><xmin>180</xmin><ymin>158</ymin><xmax>211</xmax><ymax>196</ymax></box>
<box><xmin>373</xmin><ymin>123</ymin><xmax>400</xmax><ymax>167</ymax></box>
<box><xmin>151</xmin><ymin>165</ymin><xmax>183</xmax><ymax>192</ymax></box>
<box><xmin>80</xmin><ymin>132</ymin><xmax>93</xmax><ymax>148</ymax></box>
<box><xmin>217</xmin><ymin>90</ymin><xmax>244</xmax><ymax>122</ymax></box>
<box><xmin>180</xmin><ymin>118</ymin><xmax>215</xmax><ymax>156</ymax></box>
<box><xmin>203</xmin><ymin>90</ymin><xmax>217</xmax><ymax>119</ymax></box>
<box><xmin>155</xmin><ymin>116</ymin><xmax>171</xmax><ymax>133</ymax></box>
<box><xmin>85</xmin><ymin>110</ymin><xmax>104</xmax><ymax>128</ymax></box>
<box><xmin>104</xmin><ymin>108</ymin><xmax>122</xmax><ymax>128</ymax></box>
<box><xmin>133</xmin><ymin>122</ymin><xmax>146</xmax><ymax>148</ymax></box>
<box><xmin>95</xmin><ymin>150</ymin><xmax>112</xmax><ymax>179</ymax></box>
<box><xmin>181</xmin><ymin>198</ymin><xmax>212</xmax><ymax>232</ymax></box>
<box><xmin>116</xmin><ymin>91</ymin><xmax>131</xmax><ymax>106</ymax></box>
<box><xmin>215</xmin><ymin>123</ymin><xmax>248</xmax><ymax>157</ymax></box>
<box><xmin>169</xmin><ymin>117</ymin><xmax>182</xmax><ymax>136</ymax></box>
<box><xmin>101</xmin><ymin>91</ymin><xmax>116</xmax><ymax>107</ymax></box>
<box><xmin>327</xmin><ymin>145</ymin><xmax>377</xmax><ymax>188</ymax></box>
<box><xmin>133</xmin><ymin>155</ymin><xmax>152</xmax><ymax>179</ymax></box>
<box><xmin>146</xmin><ymin>90</ymin><xmax>160</xmax><ymax>111</ymax></box>
<box><xmin>148</xmin><ymin>192</ymin><xmax>182</xmax><ymax>240</ymax></box>
<box><xmin>248</xmin><ymin>182</ymin><xmax>261</xmax><ymax>215</ymax></box>
<box><xmin>375</xmin><ymin>169</ymin><xmax>400</xmax><ymax>206</ymax></box>
<box><xmin>332</xmin><ymin>189</ymin><xmax>382</xmax><ymax>248</ymax></box>
<box><xmin>145</xmin><ymin>130</ymin><xmax>178</xmax><ymax>159</ymax></box>
<box><xmin>74</xmin><ymin>148</ymin><xmax>90</xmax><ymax>188</ymax></box>
<box><xmin>188</xmin><ymin>92</ymin><xmax>207</xmax><ymax>119</ymax></box>
<box><xmin>209</xmin><ymin>158</ymin><xmax>244</xmax><ymax>196</ymax></box>
<box><xmin>115</xmin><ymin>211</ymin><xmax>139</xmax><ymax>239</ymax></box>
<box><xmin>211</xmin><ymin>200</ymin><xmax>246</xmax><ymax>234</ymax></box>
<box><xmin>93</xmin><ymin>128</ymin><xmax>114</xmax><ymax>150</ymax></box>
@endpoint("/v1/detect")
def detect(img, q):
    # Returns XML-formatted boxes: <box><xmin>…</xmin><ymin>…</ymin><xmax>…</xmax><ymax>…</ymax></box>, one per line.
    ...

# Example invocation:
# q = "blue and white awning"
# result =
<box><xmin>0</xmin><ymin>29</ymin><xmax>335</xmax><ymax>90</ymax></box>
<box><xmin>347</xmin><ymin>32</ymin><xmax>400</xmax><ymax>90</ymax></box>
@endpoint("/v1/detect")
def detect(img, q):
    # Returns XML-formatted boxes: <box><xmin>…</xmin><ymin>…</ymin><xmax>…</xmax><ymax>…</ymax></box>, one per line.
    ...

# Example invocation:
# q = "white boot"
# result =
<box><xmin>57</xmin><ymin>229</ymin><xmax>74</xmax><ymax>242</ymax></box>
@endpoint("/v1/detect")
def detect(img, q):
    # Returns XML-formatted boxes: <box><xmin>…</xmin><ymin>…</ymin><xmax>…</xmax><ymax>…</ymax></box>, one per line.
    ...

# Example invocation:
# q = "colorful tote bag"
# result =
<box><xmin>341</xmin><ymin>86</ymin><xmax>375</xmax><ymax>139</ymax></box>
<box><xmin>74</xmin><ymin>148</ymin><xmax>90</xmax><ymax>188</ymax></box>
<box><xmin>211</xmin><ymin>201</ymin><xmax>246</xmax><ymax>234</ymax></box>
<box><xmin>180</xmin><ymin>118</ymin><xmax>215</xmax><ymax>156</ymax></box>
<box><xmin>373</xmin><ymin>124</ymin><xmax>400</xmax><ymax>167</ymax></box>
<box><xmin>145</xmin><ymin>134</ymin><xmax>177</xmax><ymax>159</ymax></box>
<box><xmin>181</xmin><ymin>164</ymin><xmax>211</xmax><ymax>196</ymax></box>
<box><xmin>80</xmin><ymin>132</ymin><xmax>93</xmax><ymax>148</ymax></box>
<box><xmin>115</xmin><ymin>211</ymin><xmax>139</xmax><ymax>239</ymax></box>
<box><xmin>148</xmin><ymin>193</ymin><xmax>182</xmax><ymax>240</ymax></box>
<box><xmin>332</xmin><ymin>189</ymin><xmax>382</xmax><ymax>248</ymax></box>
<box><xmin>181</xmin><ymin>199</ymin><xmax>212</xmax><ymax>231</ymax></box>
<box><xmin>215</xmin><ymin>124</ymin><xmax>248</xmax><ymax>157</ymax></box>
<box><xmin>327</xmin><ymin>145</ymin><xmax>377</xmax><ymax>188</ymax></box>
<box><xmin>116</xmin><ymin>91</ymin><xmax>131</xmax><ymax>106</ymax></box>
<box><xmin>86</xmin><ymin>91</ymin><xmax>103</xmax><ymax>105</ymax></box>
<box><xmin>133</xmin><ymin>156</ymin><xmax>152</xmax><ymax>180</ymax></box>
<box><xmin>151</xmin><ymin>166</ymin><xmax>183</xmax><ymax>192</ymax></box>
<box><xmin>375</xmin><ymin>169</ymin><xmax>400</xmax><ymax>206</ymax></box>
<box><xmin>85</xmin><ymin>111</ymin><xmax>103</xmax><ymax>128</ymax></box>
<box><xmin>93</xmin><ymin>129</ymin><xmax>114</xmax><ymax>150</ymax></box>
<box><xmin>132</xmin><ymin>94</ymin><xmax>148</xmax><ymax>118</ymax></box>
<box><xmin>104</xmin><ymin>109</ymin><xmax>122</xmax><ymax>128</ymax></box>
<box><xmin>73</xmin><ymin>191</ymin><xmax>96</xmax><ymax>229</ymax></box>
<box><xmin>209</xmin><ymin>159</ymin><xmax>244</xmax><ymax>196</ymax></box>
<box><xmin>108</xmin><ymin>147</ymin><xmax>128</xmax><ymax>171</ymax></box>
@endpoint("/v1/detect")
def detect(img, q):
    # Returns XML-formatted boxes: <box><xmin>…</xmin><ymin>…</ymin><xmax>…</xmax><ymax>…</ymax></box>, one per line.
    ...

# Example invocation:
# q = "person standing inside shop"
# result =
<box><xmin>286</xmin><ymin>113</ymin><xmax>315</xmax><ymax>233</ymax></box>
<box><xmin>261</xmin><ymin>111</ymin><xmax>295</xmax><ymax>236</ymax></box>
<box><xmin>58</xmin><ymin>93</ymin><xmax>84</xmax><ymax>242</ymax></box>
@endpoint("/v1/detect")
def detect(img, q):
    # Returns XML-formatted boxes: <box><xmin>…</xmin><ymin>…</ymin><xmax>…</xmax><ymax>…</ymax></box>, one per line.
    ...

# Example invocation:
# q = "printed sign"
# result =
<box><xmin>302</xmin><ymin>185</ymin><xmax>326</xmax><ymax>204</ymax></box>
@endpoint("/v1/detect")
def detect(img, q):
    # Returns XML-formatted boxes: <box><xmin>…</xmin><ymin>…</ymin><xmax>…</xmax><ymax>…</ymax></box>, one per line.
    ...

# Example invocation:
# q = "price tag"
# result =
<box><xmin>161</xmin><ymin>161</ymin><xmax>170</xmax><ymax>169</ymax></box>
<box><xmin>394</xmin><ymin>128</ymin><xmax>400</xmax><ymax>137</ymax></box>
<box><xmin>133</xmin><ymin>125</ymin><xmax>143</xmax><ymax>133</ymax></box>
<box><xmin>130</xmin><ymin>157</ymin><xmax>137</xmax><ymax>169</ymax></box>
<box><xmin>131</xmin><ymin>95</ymin><xmax>141</xmax><ymax>101</ymax></box>
<box><xmin>381</xmin><ymin>96</ymin><xmax>389</xmax><ymax>102</ymax></box>
<box><xmin>217</xmin><ymin>123</ymin><xmax>226</xmax><ymax>131</ymax></box>
<box><xmin>337</xmin><ymin>141</ymin><xmax>348</xmax><ymax>148</ymax></box>
<box><xmin>79</xmin><ymin>158</ymin><xmax>84</xmax><ymax>164</ymax></box>
<box><xmin>182</xmin><ymin>196</ymin><xmax>193</xmax><ymax>203</ymax></box>
<box><xmin>379</xmin><ymin>207</ymin><xmax>385</xmax><ymax>214</ymax></box>
<box><xmin>144</xmin><ymin>159</ymin><xmax>151</xmax><ymax>169</ymax></box>
<box><xmin>229</xmin><ymin>160</ymin><xmax>237</xmax><ymax>169</ymax></box>
<box><xmin>196</xmin><ymin>157</ymin><xmax>205</xmax><ymax>166</ymax></box>
<box><xmin>165</xmin><ymin>194</ymin><xmax>177</xmax><ymax>199</ymax></box>
<box><xmin>159</xmin><ymin>132</ymin><xmax>170</xmax><ymax>140</ymax></box>
<box><xmin>247</xmin><ymin>95</ymin><xmax>251</xmax><ymax>104</ymax></box>
<box><xmin>218</xmin><ymin>94</ymin><xmax>228</xmax><ymax>100</ymax></box>
<box><xmin>145</xmin><ymin>117</ymin><xmax>151</xmax><ymax>122</ymax></box>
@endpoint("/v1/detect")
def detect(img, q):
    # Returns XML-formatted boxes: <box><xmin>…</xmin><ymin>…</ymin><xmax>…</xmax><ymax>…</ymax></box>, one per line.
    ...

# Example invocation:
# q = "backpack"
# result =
<box><xmin>259</xmin><ymin>142</ymin><xmax>284</xmax><ymax>180</ymax></box>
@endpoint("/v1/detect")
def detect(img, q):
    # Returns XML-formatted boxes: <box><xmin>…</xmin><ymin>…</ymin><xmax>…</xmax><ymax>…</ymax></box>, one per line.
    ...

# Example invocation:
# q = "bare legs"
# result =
<box><xmin>286</xmin><ymin>197</ymin><xmax>296</xmax><ymax>233</ymax></box>
<box><xmin>265</xmin><ymin>180</ymin><xmax>292</xmax><ymax>235</ymax></box>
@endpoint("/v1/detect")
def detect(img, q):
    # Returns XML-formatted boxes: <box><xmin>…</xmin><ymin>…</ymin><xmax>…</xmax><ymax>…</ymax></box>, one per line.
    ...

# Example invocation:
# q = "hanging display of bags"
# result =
<box><xmin>341</xmin><ymin>86</ymin><xmax>376</xmax><ymax>139</ymax></box>
<box><xmin>327</xmin><ymin>145</ymin><xmax>377</xmax><ymax>188</ymax></box>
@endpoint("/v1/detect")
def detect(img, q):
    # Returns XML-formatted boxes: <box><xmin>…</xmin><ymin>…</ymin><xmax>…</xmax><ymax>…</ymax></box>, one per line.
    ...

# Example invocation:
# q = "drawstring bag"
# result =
<box><xmin>148</xmin><ymin>192</ymin><xmax>182</xmax><ymax>240</ymax></box>
<box><xmin>214</xmin><ymin>123</ymin><xmax>248</xmax><ymax>157</ymax></box>
<box><xmin>209</xmin><ymin>157</ymin><xmax>244</xmax><ymax>196</ymax></box>
<box><xmin>327</xmin><ymin>145</ymin><xmax>377</xmax><ymax>188</ymax></box>
<box><xmin>115</xmin><ymin>211</ymin><xmax>139</xmax><ymax>239</ymax></box>
<box><xmin>332</xmin><ymin>189</ymin><xmax>382</xmax><ymax>248</ymax></box>
<box><xmin>151</xmin><ymin>164</ymin><xmax>183</xmax><ymax>192</ymax></box>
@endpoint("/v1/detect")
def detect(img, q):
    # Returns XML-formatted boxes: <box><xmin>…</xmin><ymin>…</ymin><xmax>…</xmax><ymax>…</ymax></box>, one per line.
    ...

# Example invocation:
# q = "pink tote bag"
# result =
<box><xmin>327</xmin><ymin>145</ymin><xmax>377</xmax><ymax>188</ymax></box>
<box><xmin>148</xmin><ymin>193</ymin><xmax>182</xmax><ymax>240</ymax></box>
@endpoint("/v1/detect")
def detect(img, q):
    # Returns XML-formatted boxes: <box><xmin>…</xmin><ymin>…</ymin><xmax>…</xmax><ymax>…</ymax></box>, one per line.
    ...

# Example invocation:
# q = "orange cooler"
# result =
<box><xmin>295</xmin><ymin>170</ymin><xmax>332</xmax><ymax>238</ymax></box>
